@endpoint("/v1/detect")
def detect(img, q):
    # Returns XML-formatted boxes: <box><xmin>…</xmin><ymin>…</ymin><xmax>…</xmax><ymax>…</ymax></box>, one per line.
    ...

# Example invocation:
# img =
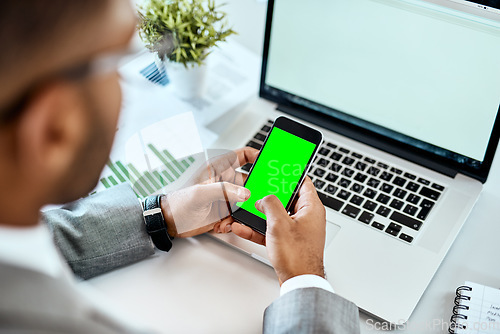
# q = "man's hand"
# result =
<box><xmin>161</xmin><ymin>147</ymin><xmax>258</xmax><ymax>238</ymax></box>
<box><xmin>231</xmin><ymin>177</ymin><xmax>327</xmax><ymax>285</ymax></box>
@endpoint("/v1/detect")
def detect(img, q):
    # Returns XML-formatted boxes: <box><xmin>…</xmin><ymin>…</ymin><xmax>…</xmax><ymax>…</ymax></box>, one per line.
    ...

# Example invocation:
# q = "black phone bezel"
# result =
<box><xmin>231</xmin><ymin>116</ymin><xmax>323</xmax><ymax>235</ymax></box>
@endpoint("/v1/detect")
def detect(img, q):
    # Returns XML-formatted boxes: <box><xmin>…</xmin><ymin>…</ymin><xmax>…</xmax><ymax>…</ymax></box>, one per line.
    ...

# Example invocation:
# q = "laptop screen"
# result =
<box><xmin>451</xmin><ymin>0</ymin><xmax>500</xmax><ymax>13</ymax></box>
<box><xmin>261</xmin><ymin>0</ymin><xmax>500</xmax><ymax>181</ymax></box>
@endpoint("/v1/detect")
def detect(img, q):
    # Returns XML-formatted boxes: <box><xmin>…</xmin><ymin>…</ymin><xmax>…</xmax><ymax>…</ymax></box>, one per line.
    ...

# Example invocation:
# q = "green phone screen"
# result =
<box><xmin>237</xmin><ymin>127</ymin><xmax>316</xmax><ymax>220</ymax></box>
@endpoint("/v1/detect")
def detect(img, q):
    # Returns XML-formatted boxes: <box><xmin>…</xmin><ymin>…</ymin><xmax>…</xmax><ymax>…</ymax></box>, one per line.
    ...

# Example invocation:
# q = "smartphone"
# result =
<box><xmin>231</xmin><ymin>116</ymin><xmax>323</xmax><ymax>235</ymax></box>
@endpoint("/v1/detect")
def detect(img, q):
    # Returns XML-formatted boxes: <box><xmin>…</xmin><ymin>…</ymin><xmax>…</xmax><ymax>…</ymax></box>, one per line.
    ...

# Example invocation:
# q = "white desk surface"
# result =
<box><xmin>84</xmin><ymin>1</ymin><xmax>500</xmax><ymax>333</ymax></box>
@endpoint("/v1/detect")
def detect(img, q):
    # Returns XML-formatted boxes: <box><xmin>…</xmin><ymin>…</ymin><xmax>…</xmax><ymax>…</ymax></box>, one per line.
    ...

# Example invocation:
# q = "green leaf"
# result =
<box><xmin>137</xmin><ymin>0</ymin><xmax>236</xmax><ymax>64</ymax></box>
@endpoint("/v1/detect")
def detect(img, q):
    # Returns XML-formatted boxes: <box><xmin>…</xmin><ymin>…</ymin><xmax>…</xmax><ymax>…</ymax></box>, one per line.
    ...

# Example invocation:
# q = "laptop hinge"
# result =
<box><xmin>276</xmin><ymin>104</ymin><xmax>458</xmax><ymax>179</ymax></box>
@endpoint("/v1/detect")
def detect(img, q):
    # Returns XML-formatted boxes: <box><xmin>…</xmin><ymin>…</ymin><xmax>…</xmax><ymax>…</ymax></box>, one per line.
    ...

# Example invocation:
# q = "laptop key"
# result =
<box><xmin>367</xmin><ymin>178</ymin><xmax>381</xmax><ymax>188</ymax></box>
<box><xmin>406</xmin><ymin>181</ymin><xmax>420</xmax><ymax>192</ymax></box>
<box><xmin>316</xmin><ymin>158</ymin><xmax>329</xmax><ymax>168</ymax></box>
<box><xmin>247</xmin><ymin>141</ymin><xmax>262</xmax><ymax>150</ymax></box>
<box><xmin>313</xmin><ymin>168</ymin><xmax>326</xmax><ymax>178</ymax></box>
<box><xmin>339</xmin><ymin>147</ymin><xmax>350</xmax><ymax>154</ymax></box>
<box><xmin>352</xmin><ymin>152</ymin><xmax>363</xmax><ymax>159</ymax></box>
<box><xmin>338</xmin><ymin>190</ymin><xmax>351</xmax><ymax>200</ymax></box>
<box><xmin>376</xmin><ymin>205</ymin><xmax>391</xmax><ymax>217</ymax></box>
<box><xmin>372</xmin><ymin>221</ymin><xmax>385</xmax><ymax>230</ymax></box>
<box><xmin>389</xmin><ymin>199</ymin><xmax>404</xmax><ymax>210</ymax></box>
<box><xmin>326</xmin><ymin>184</ymin><xmax>338</xmax><ymax>195</ymax></box>
<box><xmin>381</xmin><ymin>183</ymin><xmax>394</xmax><ymax>194</ymax></box>
<box><xmin>417</xmin><ymin>208</ymin><xmax>431</xmax><ymax>220</ymax></box>
<box><xmin>420</xmin><ymin>199</ymin><xmax>435</xmax><ymax>209</ymax></box>
<box><xmin>388</xmin><ymin>222</ymin><xmax>402</xmax><ymax>232</ymax></box>
<box><xmin>420</xmin><ymin>187</ymin><xmax>441</xmax><ymax>200</ymax></box>
<box><xmin>380</xmin><ymin>171</ymin><xmax>393</xmax><ymax>181</ymax></box>
<box><xmin>377</xmin><ymin>162</ymin><xmax>389</xmax><ymax>169</ymax></box>
<box><xmin>359</xmin><ymin>211</ymin><xmax>374</xmax><ymax>224</ymax></box>
<box><xmin>376</xmin><ymin>194</ymin><xmax>390</xmax><ymax>204</ymax></box>
<box><xmin>417</xmin><ymin>199</ymin><xmax>435</xmax><ymax>220</ymax></box>
<box><xmin>399</xmin><ymin>233</ymin><xmax>414</xmax><ymax>243</ymax></box>
<box><xmin>342</xmin><ymin>204</ymin><xmax>360</xmax><ymax>219</ymax></box>
<box><xmin>363</xmin><ymin>200</ymin><xmax>377</xmax><ymax>211</ymax></box>
<box><xmin>354</xmin><ymin>173</ymin><xmax>367</xmax><ymax>183</ymax></box>
<box><xmin>363</xmin><ymin>188</ymin><xmax>377</xmax><ymax>199</ymax></box>
<box><xmin>318</xmin><ymin>192</ymin><xmax>343</xmax><ymax>211</ymax></box>
<box><xmin>351</xmin><ymin>183</ymin><xmax>363</xmax><ymax>193</ymax></box>
<box><xmin>326</xmin><ymin>142</ymin><xmax>337</xmax><ymax>149</ymax></box>
<box><xmin>331</xmin><ymin>152</ymin><xmax>343</xmax><ymax>161</ymax></box>
<box><xmin>404</xmin><ymin>172</ymin><xmax>416</xmax><ymax>180</ymax></box>
<box><xmin>390</xmin><ymin>212</ymin><xmax>422</xmax><ymax>231</ymax></box>
<box><xmin>366</xmin><ymin>166</ymin><xmax>380</xmax><ymax>176</ymax></box>
<box><xmin>393</xmin><ymin>188</ymin><xmax>407</xmax><ymax>199</ymax></box>
<box><xmin>326</xmin><ymin>173</ymin><xmax>338</xmax><ymax>182</ymax></box>
<box><xmin>390</xmin><ymin>167</ymin><xmax>403</xmax><ymax>175</ymax></box>
<box><xmin>318</xmin><ymin>147</ymin><xmax>331</xmax><ymax>156</ymax></box>
<box><xmin>418</xmin><ymin>178</ymin><xmax>430</xmax><ymax>185</ymax></box>
<box><xmin>254</xmin><ymin>133</ymin><xmax>266</xmax><ymax>142</ymax></box>
<box><xmin>355</xmin><ymin>161</ymin><xmax>367</xmax><ymax>171</ymax></box>
<box><xmin>314</xmin><ymin>179</ymin><xmax>326</xmax><ymax>190</ymax></box>
<box><xmin>407</xmin><ymin>194</ymin><xmax>421</xmax><ymax>204</ymax></box>
<box><xmin>431</xmin><ymin>183</ymin><xmax>445</xmax><ymax>191</ymax></box>
<box><xmin>364</xmin><ymin>157</ymin><xmax>376</xmax><ymax>164</ymax></box>
<box><xmin>350</xmin><ymin>195</ymin><xmax>364</xmax><ymax>205</ymax></box>
<box><xmin>261</xmin><ymin>125</ymin><xmax>271</xmax><ymax>132</ymax></box>
<box><xmin>330</xmin><ymin>162</ymin><xmax>342</xmax><ymax>172</ymax></box>
<box><xmin>385</xmin><ymin>223</ymin><xmax>401</xmax><ymax>236</ymax></box>
<box><xmin>403</xmin><ymin>204</ymin><xmax>418</xmax><ymax>216</ymax></box>
<box><xmin>240</xmin><ymin>163</ymin><xmax>252</xmax><ymax>173</ymax></box>
<box><xmin>342</xmin><ymin>168</ymin><xmax>355</xmax><ymax>178</ymax></box>
<box><xmin>339</xmin><ymin>178</ymin><xmax>351</xmax><ymax>188</ymax></box>
<box><xmin>342</xmin><ymin>157</ymin><xmax>355</xmax><ymax>166</ymax></box>
<box><xmin>393</xmin><ymin>176</ymin><xmax>406</xmax><ymax>187</ymax></box>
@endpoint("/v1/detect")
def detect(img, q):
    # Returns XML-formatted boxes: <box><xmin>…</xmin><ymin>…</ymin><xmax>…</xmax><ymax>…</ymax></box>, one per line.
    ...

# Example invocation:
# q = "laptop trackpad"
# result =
<box><xmin>326</xmin><ymin>221</ymin><xmax>341</xmax><ymax>247</ymax></box>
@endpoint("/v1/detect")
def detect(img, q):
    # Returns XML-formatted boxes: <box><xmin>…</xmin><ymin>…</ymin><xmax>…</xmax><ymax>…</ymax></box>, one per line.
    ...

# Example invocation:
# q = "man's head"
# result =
<box><xmin>0</xmin><ymin>1</ymin><xmax>136</xmax><ymax>225</ymax></box>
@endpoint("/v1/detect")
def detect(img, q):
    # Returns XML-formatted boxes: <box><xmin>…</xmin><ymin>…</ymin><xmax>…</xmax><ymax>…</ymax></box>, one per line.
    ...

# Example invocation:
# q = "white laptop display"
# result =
<box><xmin>210</xmin><ymin>0</ymin><xmax>500</xmax><ymax>324</ymax></box>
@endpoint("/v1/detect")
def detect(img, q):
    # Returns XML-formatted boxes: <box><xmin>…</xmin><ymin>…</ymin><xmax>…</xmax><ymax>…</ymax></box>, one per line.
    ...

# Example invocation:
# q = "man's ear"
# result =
<box><xmin>15</xmin><ymin>81</ymin><xmax>88</xmax><ymax>186</ymax></box>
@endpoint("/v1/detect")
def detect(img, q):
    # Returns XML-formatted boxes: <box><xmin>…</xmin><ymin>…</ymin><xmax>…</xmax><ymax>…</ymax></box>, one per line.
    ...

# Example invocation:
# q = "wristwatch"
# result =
<box><xmin>142</xmin><ymin>195</ymin><xmax>173</xmax><ymax>252</ymax></box>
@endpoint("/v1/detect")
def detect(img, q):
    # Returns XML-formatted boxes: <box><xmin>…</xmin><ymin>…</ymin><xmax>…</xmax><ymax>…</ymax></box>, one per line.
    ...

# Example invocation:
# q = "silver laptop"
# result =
<box><xmin>209</xmin><ymin>0</ymin><xmax>500</xmax><ymax>324</ymax></box>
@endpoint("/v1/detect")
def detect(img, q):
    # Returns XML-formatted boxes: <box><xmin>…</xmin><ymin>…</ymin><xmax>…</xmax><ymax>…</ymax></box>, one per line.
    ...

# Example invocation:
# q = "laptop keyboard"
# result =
<box><xmin>243</xmin><ymin>120</ymin><xmax>446</xmax><ymax>244</ymax></box>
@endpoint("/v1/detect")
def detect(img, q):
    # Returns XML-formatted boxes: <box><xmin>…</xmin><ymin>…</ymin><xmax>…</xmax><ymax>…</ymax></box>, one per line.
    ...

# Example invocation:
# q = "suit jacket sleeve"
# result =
<box><xmin>41</xmin><ymin>184</ymin><xmax>155</xmax><ymax>280</ymax></box>
<box><xmin>263</xmin><ymin>288</ymin><xmax>360</xmax><ymax>334</ymax></box>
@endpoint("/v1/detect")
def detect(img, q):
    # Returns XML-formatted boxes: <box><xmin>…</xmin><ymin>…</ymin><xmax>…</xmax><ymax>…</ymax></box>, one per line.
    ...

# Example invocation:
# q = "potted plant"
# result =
<box><xmin>138</xmin><ymin>0</ymin><xmax>236</xmax><ymax>99</ymax></box>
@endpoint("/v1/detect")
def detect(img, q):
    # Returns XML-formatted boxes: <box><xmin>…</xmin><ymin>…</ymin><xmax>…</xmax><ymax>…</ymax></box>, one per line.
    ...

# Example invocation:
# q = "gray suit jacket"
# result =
<box><xmin>0</xmin><ymin>184</ymin><xmax>360</xmax><ymax>333</ymax></box>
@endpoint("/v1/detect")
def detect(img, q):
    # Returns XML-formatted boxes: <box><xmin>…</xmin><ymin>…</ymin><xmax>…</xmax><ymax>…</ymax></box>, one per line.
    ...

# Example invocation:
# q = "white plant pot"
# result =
<box><xmin>165</xmin><ymin>61</ymin><xmax>207</xmax><ymax>100</ymax></box>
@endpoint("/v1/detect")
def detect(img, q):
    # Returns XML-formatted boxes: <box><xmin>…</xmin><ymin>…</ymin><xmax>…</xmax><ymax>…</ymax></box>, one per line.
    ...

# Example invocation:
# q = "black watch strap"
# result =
<box><xmin>143</xmin><ymin>195</ymin><xmax>173</xmax><ymax>252</ymax></box>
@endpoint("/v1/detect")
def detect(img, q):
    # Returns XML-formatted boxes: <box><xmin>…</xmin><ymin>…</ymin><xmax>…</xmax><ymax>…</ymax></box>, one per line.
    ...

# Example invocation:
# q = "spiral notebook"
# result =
<box><xmin>450</xmin><ymin>282</ymin><xmax>500</xmax><ymax>334</ymax></box>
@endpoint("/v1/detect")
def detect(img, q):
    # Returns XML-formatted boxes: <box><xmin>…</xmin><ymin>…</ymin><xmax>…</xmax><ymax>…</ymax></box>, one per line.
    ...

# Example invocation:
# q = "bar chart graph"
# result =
<box><xmin>97</xmin><ymin>143</ymin><xmax>196</xmax><ymax>199</ymax></box>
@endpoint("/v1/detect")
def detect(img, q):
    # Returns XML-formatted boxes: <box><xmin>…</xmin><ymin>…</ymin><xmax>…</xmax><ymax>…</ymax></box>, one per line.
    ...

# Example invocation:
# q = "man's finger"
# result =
<box><xmin>236</xmin><ymin>147</ymin><xmax>259</xmax><ymax>166</ymax></box>
<box><xmin>196</xmin><ymin>182</ymin><xmax>250</xmax><ymax>204</ymax></box>
<box><xmin>299</xmin><ymin>176</ymin><xmax>315</xmax><ymax>194</ymax></box>
<box><xmin>177</xmin><ymin>223</ymin><xmax>215</xmax><ymax>238</ymax></box>
<box><xmin>208</xmin><ymin>151</ymin><xmax>238</xmax><ymax>178</ymax></box>
<box><xmin>218</xmin><ymin>217</ymin><xmax>234</xmax><ymax>233</ymax></box>
<box><xmin>231</xmin><ymin>223</ymin><xmax>266</xmax><ymax>245</ymax></box>
<box><xmin>255</xmin><ymin>195</ymin><xmax>289</xmax><ymax>222</ymax></box>
<box><xmin>294</xmin><ymin>177</ymin><xmax>324</xmax><ymax>212</ymax></box>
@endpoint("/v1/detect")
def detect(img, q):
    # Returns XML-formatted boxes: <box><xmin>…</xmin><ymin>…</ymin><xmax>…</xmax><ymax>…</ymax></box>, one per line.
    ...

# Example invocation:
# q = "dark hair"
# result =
<box><xmin>0</xmin><ymin>1</ymin><xmax>109</xmax><ymax>120</ymax></box>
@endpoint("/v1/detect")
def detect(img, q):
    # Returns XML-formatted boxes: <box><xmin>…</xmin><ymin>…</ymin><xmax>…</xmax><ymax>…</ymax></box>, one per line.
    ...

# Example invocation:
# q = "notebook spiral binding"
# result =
<box><xmin>449</xmin><ymin>285</ymin><xmax>473</xmax><ymax>334</ymax></box>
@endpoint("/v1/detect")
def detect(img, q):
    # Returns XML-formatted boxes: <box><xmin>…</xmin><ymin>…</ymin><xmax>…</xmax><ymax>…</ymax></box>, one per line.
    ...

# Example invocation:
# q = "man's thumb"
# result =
<box><xmin>255</xmin><ymin>195</ymin><xmax>289</xmax><ymax>221</ymax></box>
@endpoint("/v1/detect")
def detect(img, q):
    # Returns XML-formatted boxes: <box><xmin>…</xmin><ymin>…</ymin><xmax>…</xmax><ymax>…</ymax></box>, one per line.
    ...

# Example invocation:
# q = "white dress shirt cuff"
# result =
<box><xmin>280</xmin><ymin>274</ymin><xmax>334</xmax><ymax>297</ymax></box>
